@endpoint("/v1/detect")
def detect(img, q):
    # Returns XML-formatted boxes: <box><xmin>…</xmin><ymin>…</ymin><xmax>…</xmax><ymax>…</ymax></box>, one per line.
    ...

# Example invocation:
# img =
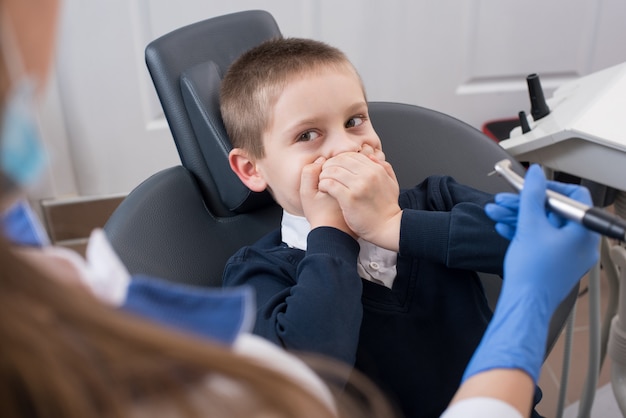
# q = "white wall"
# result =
<box><xmin>36</xmin><ymin>0</ymin><xmax>626</xmax><ymax>202</ymax></box>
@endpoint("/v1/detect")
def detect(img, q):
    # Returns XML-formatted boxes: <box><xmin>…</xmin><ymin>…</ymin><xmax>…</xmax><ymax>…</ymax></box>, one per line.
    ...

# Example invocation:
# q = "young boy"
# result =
<box><xmin>221</xmin><ymin>38</ymin><xmax>539</xmax><ymax>418</ymax></box>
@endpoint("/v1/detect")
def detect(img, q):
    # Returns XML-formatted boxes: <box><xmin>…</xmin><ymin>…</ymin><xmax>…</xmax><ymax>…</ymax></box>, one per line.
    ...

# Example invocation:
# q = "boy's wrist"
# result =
<box><xmin>307</xmin><ymin>226</ymin><xmax>360</xmax><ymax>257</ymax></box>
<box><xmin>359</xmin><ymin>210</ymin><xmax>402</xmax><ymax>252</ymax></box>
<box><xmin>311</xmin><ymin>224</ymin><xmax>357</xmax><ymax>240</ymax></box>
<box><xmin>309</xmin><ymin>218</ymin><xmax>357</xmax><ymax>239</ymax></box>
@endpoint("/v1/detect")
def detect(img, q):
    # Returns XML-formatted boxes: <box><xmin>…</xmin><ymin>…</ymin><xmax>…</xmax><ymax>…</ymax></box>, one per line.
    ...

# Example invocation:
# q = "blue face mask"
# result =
<box><xmin>0</xmin><ymin>79</ymin><xmax>47</xmax><ymax>190</ymax></box>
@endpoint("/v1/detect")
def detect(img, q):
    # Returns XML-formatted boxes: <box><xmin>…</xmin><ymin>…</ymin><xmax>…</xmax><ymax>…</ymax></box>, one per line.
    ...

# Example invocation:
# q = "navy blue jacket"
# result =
<box><xmin>224</xmin><ymin>176</ymin><xmax>511</xmax><ymax>418</ymax></box>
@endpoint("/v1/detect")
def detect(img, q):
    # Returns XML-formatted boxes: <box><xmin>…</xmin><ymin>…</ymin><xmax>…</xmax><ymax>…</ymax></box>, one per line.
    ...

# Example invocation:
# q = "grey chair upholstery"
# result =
<box><xmin>103</xmin><ymin>165</ymin><xmax>280</xmax><ymax>287</ymax></box>
<box><xmin>104</xmin><ymin>9</ymin><xmax>577</xmax><ymax>355</ymax></box>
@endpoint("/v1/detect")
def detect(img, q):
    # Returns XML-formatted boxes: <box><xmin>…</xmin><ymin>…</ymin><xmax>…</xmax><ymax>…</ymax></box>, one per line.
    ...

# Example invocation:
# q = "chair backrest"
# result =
<box><xmin>145</xmin><ymin>10</ymin><xmax>281</xmax><ymax>217</ymax></box>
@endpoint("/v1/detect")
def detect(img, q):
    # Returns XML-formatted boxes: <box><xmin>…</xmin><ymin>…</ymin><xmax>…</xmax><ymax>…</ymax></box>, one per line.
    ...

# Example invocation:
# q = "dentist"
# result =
<box><xmin>0</xmin><ymin>0</ymin><xmax>600</xmax><ymax>416</ymax></box>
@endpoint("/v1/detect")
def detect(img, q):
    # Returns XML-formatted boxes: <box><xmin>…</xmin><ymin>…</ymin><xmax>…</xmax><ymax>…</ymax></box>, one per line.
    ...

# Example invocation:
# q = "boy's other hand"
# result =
<box><xmin>319</xmin><ymin>148</ymin><xmax>402</xmax><ymax>250</ymax></box>
<box><xmin>300</xmin><ymin>157</ymin><xmax>356</xmax><ymax>238</ymax></box>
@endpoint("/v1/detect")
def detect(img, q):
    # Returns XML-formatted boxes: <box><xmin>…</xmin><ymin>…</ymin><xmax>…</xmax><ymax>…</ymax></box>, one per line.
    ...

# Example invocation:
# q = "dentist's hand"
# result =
<box><xmin>499</xmin><ymin>164</ymin><xmax>599</xmax><ymax>314</ymax></box>
<box><xmin>485</xmin><ymin>178</ymin><xmax>580</xmax><ymax>240</ymax></box>
<box><xmin>463</xmin><ymin>164</ymin><xmax>599</xmax><ymax>384</ymax></box>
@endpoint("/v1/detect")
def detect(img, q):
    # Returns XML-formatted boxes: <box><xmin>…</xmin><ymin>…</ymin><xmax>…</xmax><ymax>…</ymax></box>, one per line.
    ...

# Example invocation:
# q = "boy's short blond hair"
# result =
<box><xmin>220</xmin><ymin>37</ymin><xmax>363</xmax><ymax>159</ymax></box>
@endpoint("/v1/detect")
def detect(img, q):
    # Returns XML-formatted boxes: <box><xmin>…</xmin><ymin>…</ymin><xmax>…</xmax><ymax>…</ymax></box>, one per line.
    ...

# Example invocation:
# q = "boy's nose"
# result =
<box><xmin>328</xmin><ymin>133</ymin><xmax>362</xmax><ymax>157</ymax></box>
<box><xmin>359</xmin><ymin>144</ymin><xmax>376</xmax><ymax>156</ymax></box>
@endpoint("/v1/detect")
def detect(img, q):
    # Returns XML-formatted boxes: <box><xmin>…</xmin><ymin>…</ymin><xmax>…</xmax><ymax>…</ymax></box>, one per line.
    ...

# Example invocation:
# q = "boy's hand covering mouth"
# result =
<box><xmin>300</xmin><ymin>157</ymin><xmax>357</xmax><ymax>238</ymax></box>
<box><xmin>318</xmin><ymin>151</ymin><xmax>402</xmax><ymax>250</ymax></box>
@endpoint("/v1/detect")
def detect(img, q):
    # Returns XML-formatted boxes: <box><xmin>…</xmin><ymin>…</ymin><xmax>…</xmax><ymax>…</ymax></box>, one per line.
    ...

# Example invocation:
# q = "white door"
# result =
<box><xmin>40</xmin><ymin>0</ymin><xmax>626</xmax><ymax>199</ymax></box>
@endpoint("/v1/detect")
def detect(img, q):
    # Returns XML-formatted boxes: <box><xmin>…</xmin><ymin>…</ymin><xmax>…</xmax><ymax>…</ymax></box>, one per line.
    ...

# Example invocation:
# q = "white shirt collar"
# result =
<box><xmin>281</xmin><ymin>211</ymin><xmax>310</xmax><ymax>251</ymax></box>
<box><xmin>281</xmin><ymin>211</ymin><xmax>398</xmax><ymax>289</ymax></box>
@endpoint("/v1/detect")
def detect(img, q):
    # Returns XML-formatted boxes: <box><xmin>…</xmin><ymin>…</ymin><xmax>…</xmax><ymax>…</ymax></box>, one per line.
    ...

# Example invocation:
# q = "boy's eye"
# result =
<box><xmin>297</xmin><ymin>130</ymin><xmax>320</xmax><ymax>142</ymax></box>
<box><xmin>346</xmin><ymin>116</ymin><xmax>365</xmax><ymax>128</ymax></box>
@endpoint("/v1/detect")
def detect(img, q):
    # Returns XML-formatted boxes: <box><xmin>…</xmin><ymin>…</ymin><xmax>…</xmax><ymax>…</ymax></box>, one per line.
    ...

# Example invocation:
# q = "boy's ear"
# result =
<box><xmin>228</xmin><ymin>148</ymin><xmax>267</xmax><ymax>192</ymax></box>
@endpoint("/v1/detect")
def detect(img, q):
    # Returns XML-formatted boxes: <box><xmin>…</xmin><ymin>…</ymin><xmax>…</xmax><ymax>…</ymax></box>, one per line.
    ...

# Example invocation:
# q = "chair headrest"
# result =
<box><xmin>180</xmin><ymin>61</ymin><xmax>274</xmax><ymax>213</ymax></box>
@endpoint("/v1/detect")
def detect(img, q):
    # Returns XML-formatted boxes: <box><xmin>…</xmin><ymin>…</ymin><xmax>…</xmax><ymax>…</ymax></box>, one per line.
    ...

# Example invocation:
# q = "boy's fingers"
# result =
<box><xmin>318</xmin><ymin>176</ymin><xmax>349</xmax><ymax>202</ymax></box>
<box><xmin>300</xmin><ymin>158</ymin><xmax>325</xmax><ymax>193</ymax></box>
<box><xmin>376</xmin><ymin>159</ymin><xmax>398</xmax><ymax>183</ymax></box>
<box><xmin>321</xmin><ymin>153</ymin><xmax>375</xmax><ymax>187</ymax></box>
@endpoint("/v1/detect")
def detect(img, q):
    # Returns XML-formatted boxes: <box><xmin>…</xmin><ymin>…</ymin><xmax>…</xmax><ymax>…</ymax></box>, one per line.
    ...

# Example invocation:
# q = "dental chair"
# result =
<box><xmin>103</xmin><ymin>9</ymin><xmax>578</xmax><ymax>356</ymax></box>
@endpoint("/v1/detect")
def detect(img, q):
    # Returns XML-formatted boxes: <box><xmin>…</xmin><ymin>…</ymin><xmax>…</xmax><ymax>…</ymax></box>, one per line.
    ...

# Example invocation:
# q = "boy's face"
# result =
<box><xmin>232</xmin><ymin>66</ymin><xmax>383</xmax><ymax>217</ymax></box>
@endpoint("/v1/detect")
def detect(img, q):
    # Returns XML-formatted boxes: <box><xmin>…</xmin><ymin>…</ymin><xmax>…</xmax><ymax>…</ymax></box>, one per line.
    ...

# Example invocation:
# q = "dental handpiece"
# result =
<box><xmin>493</xmin><ymin>159</ymin><xmax>626</xmax><ymax>242</ymax></box>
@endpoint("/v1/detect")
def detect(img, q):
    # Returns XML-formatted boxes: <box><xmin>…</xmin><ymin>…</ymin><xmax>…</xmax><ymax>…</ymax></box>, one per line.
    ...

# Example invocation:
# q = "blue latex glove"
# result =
<box><xmin>463</xmin><ymin>164</ymin><xmax>599</xmax><ymax>383</ymax></box>
<box><xmin>486</xmin><ymin>180</ymin><xmax>573</xmax><ymax>240</ymax></box>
